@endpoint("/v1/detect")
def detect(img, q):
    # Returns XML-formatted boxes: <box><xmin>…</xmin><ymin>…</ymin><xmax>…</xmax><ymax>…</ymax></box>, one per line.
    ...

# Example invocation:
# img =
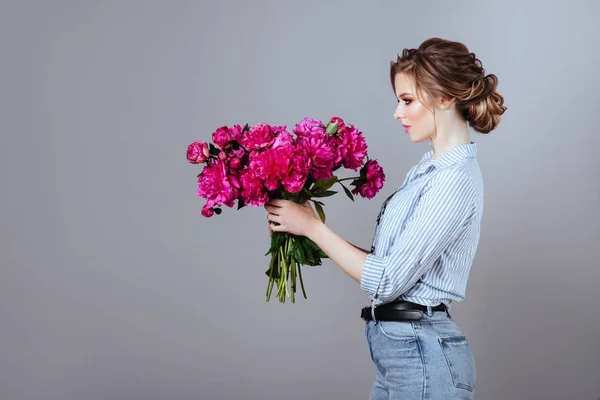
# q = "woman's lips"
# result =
<box><xmin>404</xmin><ymin>126</ymin><xmax>411</xmax><ymax>133</ymax></box>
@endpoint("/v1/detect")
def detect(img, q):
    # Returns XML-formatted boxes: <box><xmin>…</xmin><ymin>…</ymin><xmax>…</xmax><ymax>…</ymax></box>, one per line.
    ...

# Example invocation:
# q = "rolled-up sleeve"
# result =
<box><xmin>360</xmin><ymin>169</ymin><xmax>477</xmax><ymax>303</ymax></box>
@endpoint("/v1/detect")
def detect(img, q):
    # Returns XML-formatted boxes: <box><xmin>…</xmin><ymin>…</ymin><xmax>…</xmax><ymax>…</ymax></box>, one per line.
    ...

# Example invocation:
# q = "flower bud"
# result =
<box><xmin>201</xmin><ymin>204</ymin><xmax>214</xmax><ymax>217</ymax></box>
<box><xmin>186</xmin><ymin>140</ymin><xmax>210</xmax><ymax>164</ymax></box>
<box><xmin>229</xmin><ymin>157</ymin><xmax>241</xmax><ymax>169</ymax></box>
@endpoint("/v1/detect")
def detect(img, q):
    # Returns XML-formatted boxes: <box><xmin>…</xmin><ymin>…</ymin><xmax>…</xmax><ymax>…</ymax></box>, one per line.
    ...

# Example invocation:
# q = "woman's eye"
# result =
<box><xmin>403</xmin><ymin>99</ymin><xmax>411</xmax><ymax>105</ymax></box>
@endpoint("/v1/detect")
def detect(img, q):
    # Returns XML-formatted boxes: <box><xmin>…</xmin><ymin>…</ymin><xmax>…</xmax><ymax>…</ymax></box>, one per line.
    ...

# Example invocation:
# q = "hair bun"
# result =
<box><xmin>466</xmin><ymin>74</ymin><xmax>507</xmax><ymax>134</ymax></box>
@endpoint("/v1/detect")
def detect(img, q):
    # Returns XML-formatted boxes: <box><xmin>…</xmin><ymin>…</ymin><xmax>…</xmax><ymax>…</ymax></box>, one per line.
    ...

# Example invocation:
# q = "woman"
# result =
<box><xmin>264</xmin><ymin>37</ymin><xmax>506</xmax><ymax>399</ymax></box>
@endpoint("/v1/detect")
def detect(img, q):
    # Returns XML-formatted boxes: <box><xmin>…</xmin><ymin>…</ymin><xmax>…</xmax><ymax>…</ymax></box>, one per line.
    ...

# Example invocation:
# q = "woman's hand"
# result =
<box><xmin>265</xmin><ymin>199</ymin><xmax>322</xmax><ymax>238</ymax></box>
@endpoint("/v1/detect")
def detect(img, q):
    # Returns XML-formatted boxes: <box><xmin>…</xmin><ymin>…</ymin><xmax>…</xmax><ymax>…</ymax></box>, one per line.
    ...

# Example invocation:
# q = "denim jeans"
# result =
<box><xmin>364</xmin><ymin>308</ymin><xmax>476</xmax><ymax>399</ymax></box>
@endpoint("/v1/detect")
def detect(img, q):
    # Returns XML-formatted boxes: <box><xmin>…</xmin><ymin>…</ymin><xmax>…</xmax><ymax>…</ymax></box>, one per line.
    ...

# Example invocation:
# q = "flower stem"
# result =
<box><xmin>336</xmin><ymin>176</ymin><xmax>359</xmax><ymax>183</ymax></box>
<box><xmin>288</xmin><ymin>236</ymin><xmax>296</xmax><ymax>303</ymax></box>
<box><xmin>277</xmin><ymin>246</ymin><xmax>285</xmax><ymax>300</ymax></box>
<box><xmin>266</xmin><ymin>250</ymin><xmax>276</xmax><ymax>301</ymax></box>
<box><xmin>284</xmin><ymin>237</ymin><xmax>290</xmax><ymax>301</ymax></box>
<box><xmin>297</xmin><ymin>260</ymin><xmax>307</xmax><ymax>299</ymax></box>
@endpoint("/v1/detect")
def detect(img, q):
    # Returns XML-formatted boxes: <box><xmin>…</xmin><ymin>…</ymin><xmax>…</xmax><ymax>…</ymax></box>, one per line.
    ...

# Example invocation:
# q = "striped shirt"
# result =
<box><xmin>360</xmin><ymin>142</ymin><xmax>483</xmax><ymax>310</ymax></box>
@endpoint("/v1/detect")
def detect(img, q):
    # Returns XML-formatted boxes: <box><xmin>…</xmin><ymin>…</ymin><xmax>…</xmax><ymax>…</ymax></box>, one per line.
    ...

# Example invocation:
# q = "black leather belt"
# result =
<box><xmin>361</xmin><ymin>300</ymin><xmax>448</xmax><ymax>322</ymax></box>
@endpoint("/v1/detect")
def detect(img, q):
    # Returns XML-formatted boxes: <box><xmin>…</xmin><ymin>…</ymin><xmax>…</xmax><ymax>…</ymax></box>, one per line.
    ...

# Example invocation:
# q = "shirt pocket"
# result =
<box><xmin>438</xmin><ymin>335</ymin><xmax>476</xmax><ymax>392</ymax></box>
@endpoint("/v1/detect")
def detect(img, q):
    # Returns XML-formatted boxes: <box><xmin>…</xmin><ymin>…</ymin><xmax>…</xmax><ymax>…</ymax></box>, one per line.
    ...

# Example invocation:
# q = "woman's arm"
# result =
<box><xmin>265</xmin><ymin>199</ymin><xmax>368</xmax><ymax>284</ymax></box>
<box><xmin>307</xmin><ymin>223</ymin><xmax>368</xmax><ymax>283</ymax></box>
<box><xmin>347</xmin><ymin>241</ymin><xmax>370</xmax><ymax>254</ymax></box>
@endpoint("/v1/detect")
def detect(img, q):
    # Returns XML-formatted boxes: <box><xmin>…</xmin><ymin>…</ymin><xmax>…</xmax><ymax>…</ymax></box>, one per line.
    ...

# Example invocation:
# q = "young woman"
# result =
<box><xmin>264</xmin><ymin>37</ymin><xmax>506</xmax><ymax>399</ymax></box>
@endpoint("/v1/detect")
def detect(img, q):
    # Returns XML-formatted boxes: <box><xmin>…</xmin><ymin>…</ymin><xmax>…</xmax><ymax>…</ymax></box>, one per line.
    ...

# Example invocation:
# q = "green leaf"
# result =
<box><xmin>265</xmin><ymin>265</ymin><xmax>280</xmax><ymax>279</ymax></box>
<box><xmin>313</xmin><ymin>201</ymin><xmax>326</xmax><ymax>223</ymax></box>
<box><xmin>305</xmin><ymin>238</ymin><xmax>320</xmax><ymax>251</ymax></box>
<box><xmin>326</xmin><ymin>121</ymin><xmax>338</xmax><ymax>136</ymax></box>
<box><xmin>316</xmin><ymin>249</ymin><xmax>329</xmax><ymax>258</ymax></box>
<box><xmin>237</xmin><ymin>198</ymin><xmax>245</xmax><ymax>210</ymax></box>
<box><xmin>213</xmin><ymin>207</ymin><xmax>222</xmax><ymax>215</ymax></box>
<box><xmin>302</xmin><ymin>187</ymin><xmax>313</xmax><ymax>198</ymax></box>
<box><xmin>269</xmin><ymin>230</ymin><xmax>287</xmax><ymax>253</ymax></box>
<box><xmin>231</xmin><ymin>140</ymin><xmax>240</xmax><ymax>150</ymax></box>
<box><xmin>339</xmin><ymin>182</ymin><xmax>355</xmax><ymax>202</ymax></box>
<box><xmin>312</xmin><ymin>190</ymin><xmax>337</xmax><ymax>198</ymax></box>
<box><xmin>209</xmin><ymin>143</ymin><xmax>220</xmax><ymax>156</ymax></box>
<box><xmin>242</xmin><ymin>123</ymin><xmax>250</xmax><ymax>133</ymax></box>
<box><xmin>294</xmin><ymin>244</ymin><xmax>308</xmax><ymax>265</ymax></box>
<box><xmin>311</xmin><ymin>176</ymin><xmax>337</xmax><ymax>193</ymax></box>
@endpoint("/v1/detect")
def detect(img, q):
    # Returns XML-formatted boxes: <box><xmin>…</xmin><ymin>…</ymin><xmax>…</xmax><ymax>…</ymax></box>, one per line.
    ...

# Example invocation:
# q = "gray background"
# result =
<box><xmin>1</xmin><ymin>1</ymin><xmax>599</xmax><ymax>399</ymax></box>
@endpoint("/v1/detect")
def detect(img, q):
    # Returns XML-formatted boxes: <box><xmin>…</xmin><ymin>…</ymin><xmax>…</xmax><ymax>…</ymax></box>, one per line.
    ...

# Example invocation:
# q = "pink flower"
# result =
<box><xmin>336</xmin><ymin>125</ymin><xmax>368</xmax><ymax>171</ymax></box>
<box><xmin>212</xmin><ymin>126</ymin><xmax>232</xmax><ymax>149</ymax></box>
<box><xmin>301</xmin><ymin>132</ymin><xmax>337</xmax><ymax>180</ymax></box>
<box><xmin>293</xmin><ymin>118</ymin><xmax>326</xmax><ymax>139</ymax></box>
<box><xmin>241</xmin><ymin>123</ymin><xmax>274</xmax><ymax>150</ymax></box>
<box><xmin>240</xmin><ymin>170</ymin><xmax>269</xmax><ymax>207</ymax></box>
<box><xmin>230</xmin><ymin>124</ymin><xmax>244</xmax><ymax>142</ymax></box>
<box><xmin>228</xmin><ymin>124</ymin><xmax>247</xmax><ymax>159</ymax></box>
<box><xmin>351</xmin><ymin>159</ymin><xmax>385</xmax><ymax>199</ymax></box>
<box><xmin>271</xmin><ymin>129</ymin><xmax>294</xmax><ymax>149</ymax></box>
<box><xmin>201</xmin><ymin>204</ymin><xmax>215</xmax><ymax>217</ymax></box>
<box><xmin>186</xmin><ymin>140</ymin><xmax>210</xmax><ymax>164</ymax></box>
<box><xmin>284</xmin><ymin>147</ymin><xmax>311</xmax><ymax>192</ymax></box>
<box><xmin>249</xmin><ymin>149</ymin><xmax>280</xmax><ymax>191</ymax></box>
<box><xmin>272</xmin><ymin>144</ymin><xmax>311</xmax><ymax>193</ymax></box>
<box><xmin>272</xmin><ymin>145</ymin><xmax>294</xmax><ymax>180</ymax></box>
<box><xmin>229</xmin><ymin>172</ymin><xmax>241</xmax><ymax>189</ymax></box>
<box><xmin>218</xmin><ymin>151</ymin><xmax>227</xmax><ymax>161</ymax></box>
<box><xmin>196</xmin><ymin>159</ymin><xmax>238</xmax><ymax>208</ymax></box>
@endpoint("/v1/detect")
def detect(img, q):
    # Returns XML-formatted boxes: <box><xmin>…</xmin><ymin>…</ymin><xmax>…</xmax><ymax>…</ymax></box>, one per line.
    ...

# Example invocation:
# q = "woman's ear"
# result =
<box><xmin>439</xmin><ymin>96</ymin><xmax>456</xmax><ymax>110</ymax></box>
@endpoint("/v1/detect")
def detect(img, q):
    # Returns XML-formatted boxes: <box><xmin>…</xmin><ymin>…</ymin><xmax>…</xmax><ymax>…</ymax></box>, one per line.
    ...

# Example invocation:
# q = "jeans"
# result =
<box><xmin>364</xmin><ymin>308</ymin><xmax>476</xmax><ymax>399</ymax></box>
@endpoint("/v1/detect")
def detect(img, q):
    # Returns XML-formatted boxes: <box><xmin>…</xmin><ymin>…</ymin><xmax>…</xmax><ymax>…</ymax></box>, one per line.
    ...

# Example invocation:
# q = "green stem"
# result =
<box><xmin>290</xmin><ymin>259</ymin><xmax>295</xmax><ymax>303</ymax></box>
<box><xmin>297</xmin><ymin>259</ymin><xmax>307</xmax><ymax>299</ymax></box>
<box><xmin>266</xmin><ymin>251</ymin><xmax>276</xmax><ymax>301</ymax></box>
<box><xmin>277</xmin><ymin>246</ymin><xmax>285</xmax><ymax>300</ymax></box>
<box><xmin>336</xmin><ymin>176</ymin><xmax>360</xmax><ymax>183</ymax></box>
<box><xmin>280</xmin><ymin>244</ymin><xmax>288</xmax><ymax>302</ymax></box>
<box><xmin>284</xmin><ymin>237</ymin><xmax>290</xmax><ymax>301</ymax></box>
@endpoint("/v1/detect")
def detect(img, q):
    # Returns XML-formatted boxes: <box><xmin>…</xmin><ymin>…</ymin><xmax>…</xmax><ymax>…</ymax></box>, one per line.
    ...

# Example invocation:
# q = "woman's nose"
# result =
<box><xmin>393</xmin><ymin>108</ymin><xmax>404</xmax><ymax>120</ymax></box>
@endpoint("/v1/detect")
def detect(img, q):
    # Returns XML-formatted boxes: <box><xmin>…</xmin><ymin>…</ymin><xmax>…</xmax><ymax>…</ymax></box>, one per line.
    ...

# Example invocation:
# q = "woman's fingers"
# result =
<box><xmin>264</xmin><ymin>204</ymin><xmax>280</xmax><ymax>215</ymax></box>
<box><xmin>267</xmin><ymin>212</ymin><xmax>282</xmax><ymax>225</ymax></box>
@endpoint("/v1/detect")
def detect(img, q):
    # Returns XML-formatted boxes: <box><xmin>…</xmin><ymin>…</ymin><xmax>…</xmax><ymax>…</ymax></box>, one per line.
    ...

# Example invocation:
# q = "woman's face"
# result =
<box><xmin>393</xmin><ymin>72</ymin><xmax>437</xmax><ymax>143</ymax></box>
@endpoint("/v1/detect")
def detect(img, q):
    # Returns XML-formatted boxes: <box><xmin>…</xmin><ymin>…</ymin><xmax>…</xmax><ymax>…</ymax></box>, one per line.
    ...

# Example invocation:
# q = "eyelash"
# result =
<box><xmin>397</xmin><ymin>99</ymin><xmax>411</xmax><ymax>105</ymax></box>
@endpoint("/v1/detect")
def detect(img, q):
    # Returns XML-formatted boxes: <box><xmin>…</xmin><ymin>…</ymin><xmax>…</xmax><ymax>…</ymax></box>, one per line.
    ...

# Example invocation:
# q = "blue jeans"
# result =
<box><xmin>364</xmin><ymin>308</ymin><xmax>476</xmax><ymax>399</ymax></box>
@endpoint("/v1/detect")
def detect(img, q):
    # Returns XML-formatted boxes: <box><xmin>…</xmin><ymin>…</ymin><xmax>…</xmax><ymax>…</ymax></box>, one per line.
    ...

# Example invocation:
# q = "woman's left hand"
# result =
<box><xmin>264</xmin><ymin>199</ymin><xmax>322</xmax><ymax>237</ymax></box>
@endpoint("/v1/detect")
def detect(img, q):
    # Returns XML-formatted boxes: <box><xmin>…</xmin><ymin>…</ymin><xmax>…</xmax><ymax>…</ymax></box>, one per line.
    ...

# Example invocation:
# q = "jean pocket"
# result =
<box><xmin>377</xmin><ymin>320</ymin><xmax>418</xmax><ymax>342</ymax></box>
<box><xmin>438</xmin><ymin>336</ymin><xmax>476</xmax><ymax>392</ymax></box>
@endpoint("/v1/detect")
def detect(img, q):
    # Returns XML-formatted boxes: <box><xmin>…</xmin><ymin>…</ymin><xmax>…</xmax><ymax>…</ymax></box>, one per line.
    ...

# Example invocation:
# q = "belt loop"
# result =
<box><xmin>426</xmin><ymin>305</ymin><xmax>433</xmax><ymax>316</ymax></box>
<box><xmin>371</xmin><ymin>300</ymin><xmax>377</xmax><ymax>324</ymax></box>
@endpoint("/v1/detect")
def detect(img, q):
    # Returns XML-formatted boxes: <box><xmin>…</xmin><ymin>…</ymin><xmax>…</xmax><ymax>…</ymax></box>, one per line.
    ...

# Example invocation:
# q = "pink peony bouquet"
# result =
<box><xmin>186</xmin><ymin>117</ymin><xmax>385</xmax><ymax>303</ymax></box>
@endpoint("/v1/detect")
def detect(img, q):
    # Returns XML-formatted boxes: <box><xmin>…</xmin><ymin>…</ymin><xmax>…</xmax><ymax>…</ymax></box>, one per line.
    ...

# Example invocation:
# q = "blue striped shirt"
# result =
<box><xmin>360</xmin><ymin>142</ymin><xmax>483</xmax><ymax>310</ymax></box>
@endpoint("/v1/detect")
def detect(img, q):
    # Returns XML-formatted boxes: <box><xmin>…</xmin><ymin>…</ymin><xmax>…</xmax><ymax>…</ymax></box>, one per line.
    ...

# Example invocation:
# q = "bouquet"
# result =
<box><xmin>186</xmin><ymin>117</ymin><xmax>385</xmax><ymax>303</ymax></box>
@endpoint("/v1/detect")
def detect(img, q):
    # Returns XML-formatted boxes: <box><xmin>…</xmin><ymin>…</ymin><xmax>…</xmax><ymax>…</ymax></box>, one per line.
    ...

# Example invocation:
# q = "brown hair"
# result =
<box><xmin>390</xmin><ymin>37</ymin><xmax>507</xmax><ymax>134</ymax></box>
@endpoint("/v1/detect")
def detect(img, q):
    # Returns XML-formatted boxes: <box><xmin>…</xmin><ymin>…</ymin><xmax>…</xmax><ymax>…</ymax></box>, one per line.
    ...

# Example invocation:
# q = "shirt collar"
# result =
<box><xmin>419</xmin><ymin>141</ymin><xmax>477</xmax><ymax>170</ymax></box>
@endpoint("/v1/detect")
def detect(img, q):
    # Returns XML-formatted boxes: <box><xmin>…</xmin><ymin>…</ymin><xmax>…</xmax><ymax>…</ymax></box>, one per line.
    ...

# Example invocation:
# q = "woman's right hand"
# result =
<box><xmin>267</xmin><ymin>214</ymin><xmax>273</xmax><ymax>237</ymax></box>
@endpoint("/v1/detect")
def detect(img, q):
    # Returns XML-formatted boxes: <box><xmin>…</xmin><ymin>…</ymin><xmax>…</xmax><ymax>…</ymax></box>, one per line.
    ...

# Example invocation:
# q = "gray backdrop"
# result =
<box><xmin>1</xmin><ymin>1</ymin><xmax>599</xmax><ymax>399</ymax></box>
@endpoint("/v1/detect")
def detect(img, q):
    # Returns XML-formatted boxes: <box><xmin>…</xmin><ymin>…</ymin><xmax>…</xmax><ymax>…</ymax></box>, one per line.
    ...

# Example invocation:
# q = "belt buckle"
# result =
<box><xmin>360</xmin><ymin>307</ymin><xmax>370</xmax><ymax>321</ymax></box>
